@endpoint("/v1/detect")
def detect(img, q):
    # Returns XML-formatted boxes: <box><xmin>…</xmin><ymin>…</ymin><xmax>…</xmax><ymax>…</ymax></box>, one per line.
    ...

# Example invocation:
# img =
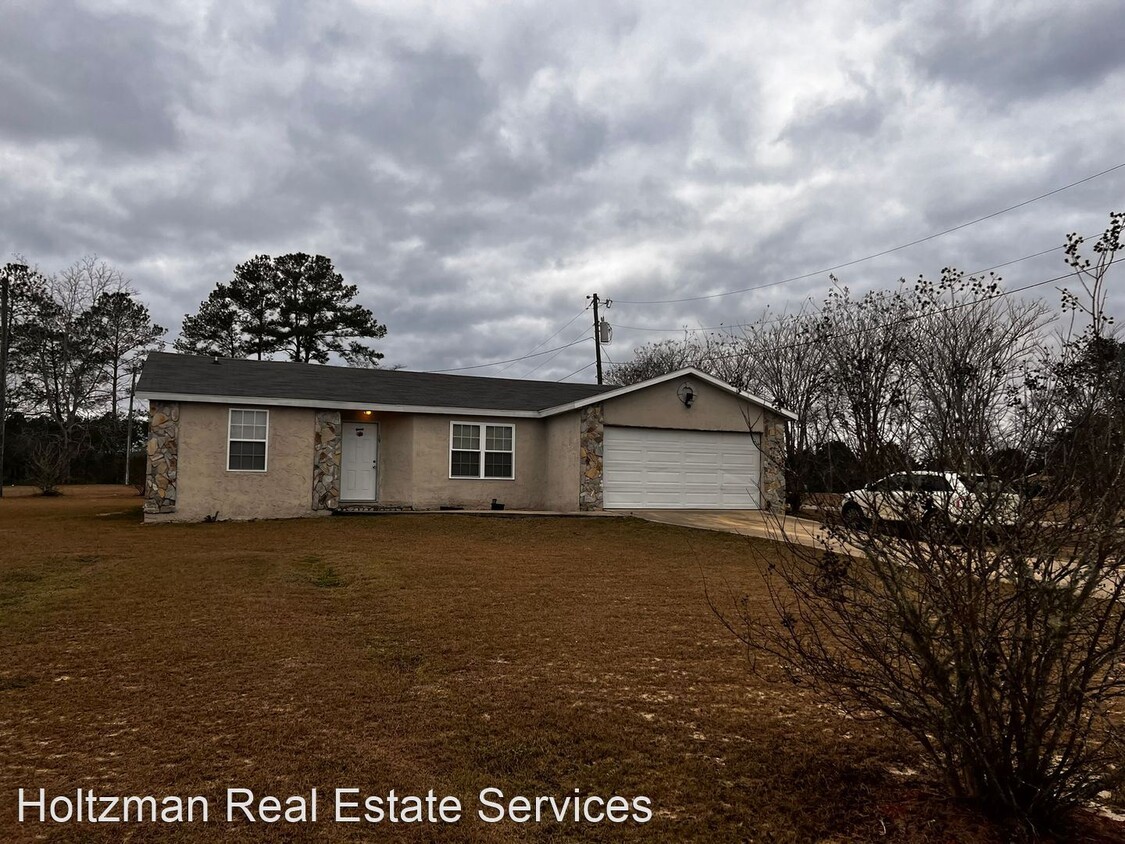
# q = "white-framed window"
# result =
<box><xmin>450</xmin><ymin>422</ymin><xmax>514</xmax><ymax>479</ymax></box>
<box><xmin>228</xmin><ymin>408</ymin><xmax>269</xmax><ymax>472</ymax></box>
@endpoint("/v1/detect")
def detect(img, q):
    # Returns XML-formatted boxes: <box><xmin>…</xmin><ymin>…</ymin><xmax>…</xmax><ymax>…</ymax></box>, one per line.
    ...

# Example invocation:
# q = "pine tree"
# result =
<box><xmin>271</xmin><ymin>253</ymin><xmax>386</xmax><ymax>365</ymax></box>
<box><xmin>176</xmin><ymin>254</ymin><xmax>386</xmax><ymax>365</ymax></box>
<box><xmin>174</xmin><ymin>284</ymin><xmax>246</xmax><ymax>358</ymax></box>
<box><xmin>87</xmin><ymin>290</ymin><xmax>165</xmax><ymax>414</ymax></box>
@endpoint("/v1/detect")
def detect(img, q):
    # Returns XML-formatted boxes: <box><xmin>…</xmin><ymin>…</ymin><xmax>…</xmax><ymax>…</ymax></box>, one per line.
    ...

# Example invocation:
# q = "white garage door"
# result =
<box><xmin>603</xmin><ymin>427</ymin><xmax>762</xmax><ymax>509</ymax></box>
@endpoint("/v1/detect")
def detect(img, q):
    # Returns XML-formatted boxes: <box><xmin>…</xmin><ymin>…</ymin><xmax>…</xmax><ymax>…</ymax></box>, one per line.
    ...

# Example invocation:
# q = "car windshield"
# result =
<box><xmin>958</xmin><ymin>474</ymin><xmax>1013</xmax><ymax>493</ymax></box>
<box><xmin>915</xmin><ymin>474</ymin><xmax>952</xmax><ymax>492</ymax></box>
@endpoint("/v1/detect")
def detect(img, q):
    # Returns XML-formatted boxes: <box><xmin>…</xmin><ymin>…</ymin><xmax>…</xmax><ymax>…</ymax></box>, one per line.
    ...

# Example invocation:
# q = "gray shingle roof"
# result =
<box><xmin>136</xmin><ymin>352</ymin><xmax>614</xmax><ymax>412</ymax></box>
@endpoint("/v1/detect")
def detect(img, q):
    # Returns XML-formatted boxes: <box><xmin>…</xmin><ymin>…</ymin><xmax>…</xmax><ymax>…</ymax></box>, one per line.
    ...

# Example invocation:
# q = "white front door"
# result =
<box><xmin>342</xmin><ymin>422</ymin><xmax>378</xmax><ymax>501</ymax></box>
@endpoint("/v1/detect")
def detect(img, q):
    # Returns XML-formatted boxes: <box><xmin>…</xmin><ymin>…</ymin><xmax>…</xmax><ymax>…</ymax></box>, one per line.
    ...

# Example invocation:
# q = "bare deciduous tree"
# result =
<box><xmin>907</xmin><ymin>270</ymin><xmax>1051</xmax><ymax>471</ymax></box>
<box><xmin>713</xmin><ymin>311</ymin><xmax>830</xmax><ymax>510</ymax></box>
<box><xmin>10</xmin><ymin>257</ymin><xmax>124</xmax><ymax>457</ymax></box>
<box><xmin>814</xmin><ymin>282</ymin><xmax>915</xmax><ymax>480</ymax></box>
<box><xmin>606</xmin><ymin>336</ymin><xmax>706</xmax><ymax>385</ymax></box>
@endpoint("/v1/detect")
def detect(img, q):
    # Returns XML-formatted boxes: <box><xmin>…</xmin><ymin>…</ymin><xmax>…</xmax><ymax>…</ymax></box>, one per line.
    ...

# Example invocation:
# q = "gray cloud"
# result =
<box><xmin>0</xmin><ymin>2</ymin><xmax>183</xmax><ymax>152</ymax></box>
<box><xmin>910</xmin><ymin>0</ymin><xmax>1125</xmax><ymax>102</ymax></box>
<box><xmin>782</xmin><ymin>86</ymin><xmax>887</xmax><ymax>147</ymax></box>
<box><xmin>1</xmin><ymin>0</ymin><xmax>1122</xmax><ymax>382</ymax></box>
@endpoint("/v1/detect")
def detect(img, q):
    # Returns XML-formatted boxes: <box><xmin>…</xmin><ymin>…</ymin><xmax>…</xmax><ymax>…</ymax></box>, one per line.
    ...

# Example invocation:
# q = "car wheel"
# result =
<box><xmin>921</xmin><ymin>508</ymin><xmax>951</xmax><ymax>538</ymax></box>
<box><xmin>842</xmin><ymin>503</ymin><xmax>868</xmax><ymax>530</ymax></box>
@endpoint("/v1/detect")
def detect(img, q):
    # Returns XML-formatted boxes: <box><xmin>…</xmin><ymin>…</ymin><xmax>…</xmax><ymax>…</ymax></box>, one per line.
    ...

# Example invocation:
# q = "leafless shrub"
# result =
<box><xmin>25</xmin><ymin>438</ymin><xmax>69</xmax><ymax>495</ymax></box>
<box><xmin>721</xmin><ymin>432</ymin><xmax>1125</xmax><ymax>834</ymax></box>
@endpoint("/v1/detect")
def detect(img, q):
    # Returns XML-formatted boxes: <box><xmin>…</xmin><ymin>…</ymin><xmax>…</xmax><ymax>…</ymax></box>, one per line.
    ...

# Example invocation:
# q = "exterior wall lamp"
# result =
<box><xmin>677</xmin><ymin>383</ymin><xmax>696</xmax><ymax>407</ymax></box>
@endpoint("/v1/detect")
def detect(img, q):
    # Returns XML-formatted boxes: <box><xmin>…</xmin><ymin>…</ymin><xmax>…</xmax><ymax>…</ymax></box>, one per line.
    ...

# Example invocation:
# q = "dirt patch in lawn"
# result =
<box><xmin>0</xmin><ymin>488</ymin><xmax>1119</xmax><ymax>842</ymax></box>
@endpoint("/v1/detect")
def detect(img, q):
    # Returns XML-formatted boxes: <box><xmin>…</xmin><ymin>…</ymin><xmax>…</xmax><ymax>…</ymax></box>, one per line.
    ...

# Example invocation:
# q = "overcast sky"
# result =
<box><xmin>3</xmin><ymin>0</ymin><xmax>1123</xmax><ymax>381</ymax></box>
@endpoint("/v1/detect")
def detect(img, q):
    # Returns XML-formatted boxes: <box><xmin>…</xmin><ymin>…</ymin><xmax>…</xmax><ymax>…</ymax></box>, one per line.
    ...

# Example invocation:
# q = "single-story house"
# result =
<box><xmin>135</xmin><ymin>352</ymin><xmax>795</xmax><ymax>522</ymax></box>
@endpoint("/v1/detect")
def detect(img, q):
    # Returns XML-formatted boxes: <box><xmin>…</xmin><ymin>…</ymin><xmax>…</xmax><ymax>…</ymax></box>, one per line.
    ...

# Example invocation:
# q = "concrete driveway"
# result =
<box><xmin>618</xmin><ymin>509</ymin><xmax>842</xmax><ymax>552</ymax></box>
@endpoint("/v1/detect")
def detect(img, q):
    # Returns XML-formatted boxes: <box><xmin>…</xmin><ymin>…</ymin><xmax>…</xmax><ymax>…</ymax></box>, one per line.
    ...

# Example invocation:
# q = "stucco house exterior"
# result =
<box><xmin>135</xmin><ymin>352</ymin><xmax>795</xmax><ymax>523</ymax></box>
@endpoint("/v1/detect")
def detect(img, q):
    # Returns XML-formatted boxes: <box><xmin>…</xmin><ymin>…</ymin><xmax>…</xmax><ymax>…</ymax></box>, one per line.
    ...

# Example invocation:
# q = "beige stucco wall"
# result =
<box><xmin>332</xmin><ymin>411</ymin><xmax>580</xmax><ymax>511</ymax></box>
<box><xmin>335</xmin><ymin>412</ymin><xmax>571</xmax><ymax>510</ymax></box>
<box><xmin>157</xmin><ymin>402</ymin><xmax>318</xmax><ymax>522</ymax></box>
<box><xmin>603</xmin><ymin>374</ymin><xmax>768</xmax><ymax>433</ymax></box>
<box><xmin>543</xmin><ymin>411</ymin><xmax>581</xmax><ymax>511</ymax></box>
<box><xmin>407</xmin><ymin>415</ymin><xmax>549</xmax><ymax>510</ymax></box>
<box><xmin>377</xmin><ymin>413</ymin><xmax>415</xmax><ymax>505</ymax></box>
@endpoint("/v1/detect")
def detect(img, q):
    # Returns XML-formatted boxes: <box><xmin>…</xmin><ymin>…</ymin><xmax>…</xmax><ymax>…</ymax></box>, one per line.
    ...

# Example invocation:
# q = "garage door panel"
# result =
<box><xmin>685</xmin><ymin>471</ymin><xmax>722</xmax><ymax>484</ymax></box>
<box><xmin>683</xmin><ymin>448</ymin><xmax>720</xmax><ymax>460</ymax></box>
<box><xmin>646</xmin><ymin>495</ymin><xmax>689</xmax><ymax>507</ymax></box>
<box><xmin>720</xmin><ymin>457</ymin><xmax>755</xmax><ymax>470</ymax></box>
<box><xmin>603</xmin><ymin>427</ymin><xmax>761</xmax><ymax>509</ymax></box>
<box><xmin>721</xmin><ymin>483</ymin><xmax>755</xmax><ymax>496</ymax></box>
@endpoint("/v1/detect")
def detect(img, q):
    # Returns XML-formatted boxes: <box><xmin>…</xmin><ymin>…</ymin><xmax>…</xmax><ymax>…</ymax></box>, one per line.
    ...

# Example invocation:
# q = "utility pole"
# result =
<box><xmin>586</xmin><ymin>293</ymin><xmax>612</xmax><ymax>385</ymax></box>
<box><xmin>0</xmin><ymin>267</ymin><xmax>8</xmax><ymax>499</ymax></box>
<box><xmin>123</xmin><ymin>365</ymin><xmax>138</xmax><ymax>486</ymax></box>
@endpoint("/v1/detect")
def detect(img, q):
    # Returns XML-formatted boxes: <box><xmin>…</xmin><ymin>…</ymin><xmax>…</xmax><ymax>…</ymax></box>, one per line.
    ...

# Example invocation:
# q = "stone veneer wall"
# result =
<box><xmin>579</xmin><ymin>404</ymin><xmax>604</xmax><ymax>511</ymax></box>
<box><xmin>760</xmin><ymin>416</ymin><xmax>787</xmax><ymax>511</ymax></box>
<box><xmin>312</xmin><ymin>411</ymin><xmax>343</xmax><ymax>510</ymax></box>
<box><xmin>145</xmin><ymin>400</ymin><xmax>180</xmax><ymax>514</ymax></box>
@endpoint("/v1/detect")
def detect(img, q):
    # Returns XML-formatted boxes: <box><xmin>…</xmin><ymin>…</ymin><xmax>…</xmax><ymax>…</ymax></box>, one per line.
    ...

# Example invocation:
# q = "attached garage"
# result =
<box><xmin>602</xmin><ymin>426</ymin><xmax>762</xmax><ymax>509</ymax></box>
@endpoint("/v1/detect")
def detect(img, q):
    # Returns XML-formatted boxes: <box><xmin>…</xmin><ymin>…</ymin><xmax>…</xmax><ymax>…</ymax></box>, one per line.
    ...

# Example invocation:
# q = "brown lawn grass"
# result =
<box><xmin>1</xmin><ymin>486</ymin><xmax>1121</xmax><ymax>843</ymax></box>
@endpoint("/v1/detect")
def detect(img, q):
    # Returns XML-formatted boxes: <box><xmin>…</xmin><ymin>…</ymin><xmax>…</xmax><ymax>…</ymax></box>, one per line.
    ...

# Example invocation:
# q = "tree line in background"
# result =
<box><xmin>0</xmin><ymin>253</ymin><xmax>387</xmax><ymax>492</ymax></box>
<box><xmin>610</xmin><ymin>212</ymin><xmax>1125</xmax><ymax>513</ymax></box>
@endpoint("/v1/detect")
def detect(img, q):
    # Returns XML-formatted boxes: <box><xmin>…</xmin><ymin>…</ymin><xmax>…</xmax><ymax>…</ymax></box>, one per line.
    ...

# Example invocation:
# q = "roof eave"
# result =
<box><xmin>136</xmin><ymin>366</ymin><xmax>798</xmax><ymax>422</ymax></box>
<box><xmin>134</xmin><ymin>391</ymin><xmax>544</xmax><ymax>418</ymax></box>
<box><xmin>538</xmin><ymin>367</ymin><xmax>799</xmax><ymax>421</ymax></box>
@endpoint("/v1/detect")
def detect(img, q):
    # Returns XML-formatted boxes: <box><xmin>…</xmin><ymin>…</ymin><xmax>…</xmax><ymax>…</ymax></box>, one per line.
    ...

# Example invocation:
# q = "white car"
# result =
<box><xmin>840</xmin><ymin>471</ymin><xmax>1020</xmax><ymax>530</ymax></box>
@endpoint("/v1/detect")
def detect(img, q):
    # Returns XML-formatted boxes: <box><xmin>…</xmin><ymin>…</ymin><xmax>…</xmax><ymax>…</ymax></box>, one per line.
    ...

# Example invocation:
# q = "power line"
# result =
<box><xmin>556</xmin><ymin>361</ymin><xmax>595</xmax><ymax>382</ymax></box>
<box><xmin>614</xmin><ymin>163</ymin><xmax>1125</xmax><ymax>305</ymax></box>
<box><xmin>612</xmin><ymin>244</ymin><xmax>1067</xmax><ymax>334</ymax></box>
<box><xmin>973</xmin><ymin>244</ymin><xmax>1065</xmax><ymax>274</ymax></box>
<box><xmin>519</xmin><ymin>324</ymin><xmax>592</xmax><ymax>378</ymax></box>
<box><xmin>427</xmin><ymin>236</ymin><xmax>1098</xmax><ymax>378</ymax></box>
<box><xmin>495</xmin><ymin>308</ymin><xmax>588</xmax><ymax>373</ymax></box>
<box><xmin>681</xmin><ymin>258</ymin><xmax>1123</xmax><ymax>364</ymax></box>
<box><xmin>430</xmin><ymin>336</ymin><xmax>589</xmax><ymax>373</ymax></box>
<box><xmin>613</xmin><ymin>297</ymin><xmax>821</xmax><ymax>334</ymax></box>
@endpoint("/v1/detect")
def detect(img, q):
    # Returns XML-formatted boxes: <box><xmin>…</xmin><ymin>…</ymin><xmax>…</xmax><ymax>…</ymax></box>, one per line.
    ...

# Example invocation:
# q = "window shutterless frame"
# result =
<box><xmin>448</xmin><ymin>421</ymin><xmax>515</xmax><ymax>480</ymax></box>
<box><xmin>227</xmin><ymin>408</ymin><xmax>269</xmax><ymax>472</ymax></box>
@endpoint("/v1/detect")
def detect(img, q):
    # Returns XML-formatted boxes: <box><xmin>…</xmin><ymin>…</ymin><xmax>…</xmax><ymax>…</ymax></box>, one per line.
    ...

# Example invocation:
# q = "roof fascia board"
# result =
<box><xmin>538</xmin><ymin>367</ymin><xmax>799</xmax><ymax>421</ymax></box>
<box><xmin>136</xmin><ymin>367</ymin><xmax>798</xmax><ymax>422</ymax></box>
<box><xmin>135</xmin><ymin>391</ymin><xmax>542</xmax><ymax>418</ymax></box>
